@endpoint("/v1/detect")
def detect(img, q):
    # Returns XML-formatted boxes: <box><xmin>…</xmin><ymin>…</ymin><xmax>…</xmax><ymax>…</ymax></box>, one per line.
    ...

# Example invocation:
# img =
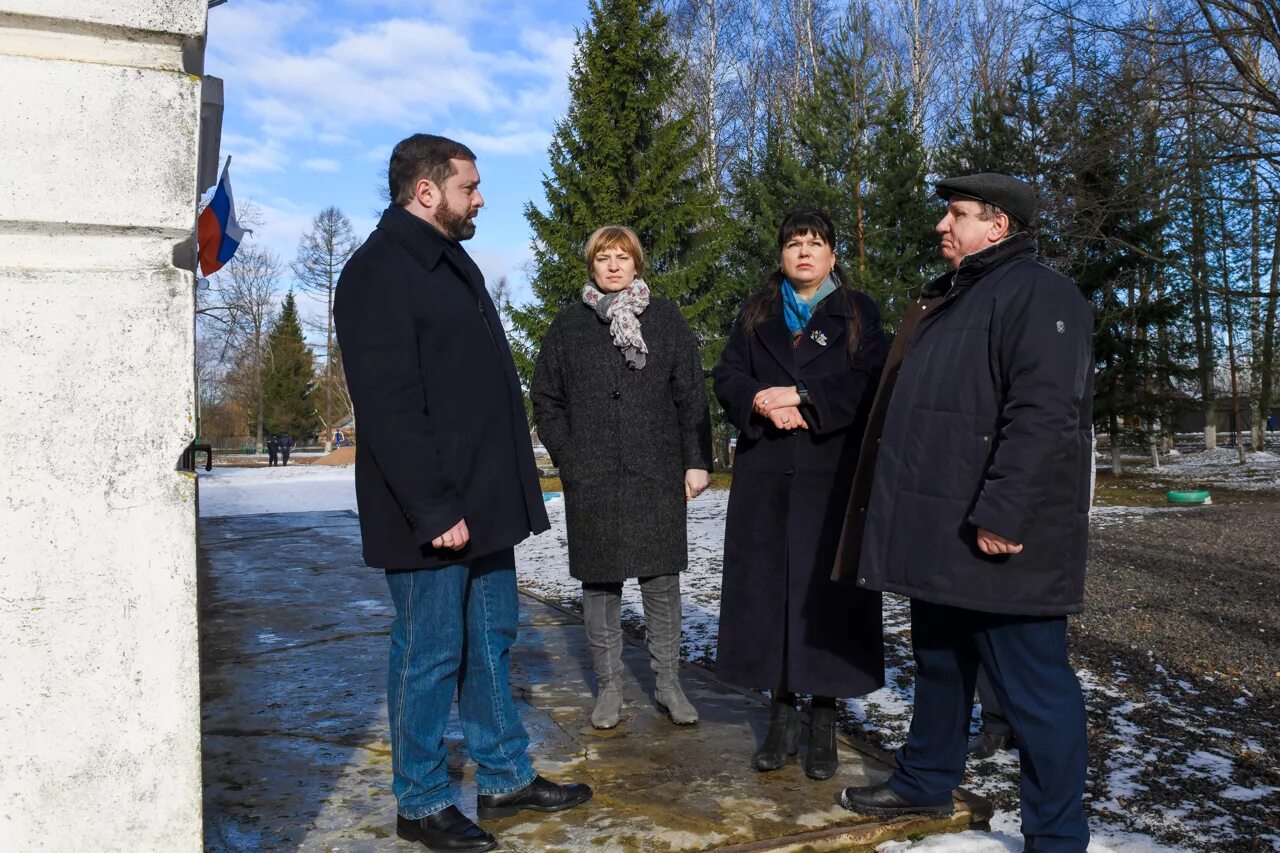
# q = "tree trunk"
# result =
<box><xmin>1220</xmin><ymin>201</ymin><xmax>1247</xmax><ymax>462</ymax></box>
<box><xmin>1109</xmin><ymin>415</ymin><xmax>1123</xmax><ymax>476</ymax></box>
<box><xmin>1258</xmin><ymin>212</ymin><xmax>1280</xmax><ymax>452</ymax></box>
<box><xmin>324</xmin><ymin>266</ymin><xmax>334</xmax><ymax>453</ymax></box>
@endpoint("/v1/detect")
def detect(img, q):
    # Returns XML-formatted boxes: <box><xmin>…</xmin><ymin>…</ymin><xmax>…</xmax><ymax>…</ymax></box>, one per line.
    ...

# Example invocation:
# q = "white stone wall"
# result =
<box><xmin>0</xmin><ymin>3</ymin><xmax>205</xmax><ymax>849</ymax></box>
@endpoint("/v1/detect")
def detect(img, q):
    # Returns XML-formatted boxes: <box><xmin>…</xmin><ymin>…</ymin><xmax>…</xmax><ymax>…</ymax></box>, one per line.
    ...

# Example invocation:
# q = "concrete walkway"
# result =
<box><xmin>200</xmin><ymin>510</ymin><xmax>990</xmax><ymax>851</ymax></box>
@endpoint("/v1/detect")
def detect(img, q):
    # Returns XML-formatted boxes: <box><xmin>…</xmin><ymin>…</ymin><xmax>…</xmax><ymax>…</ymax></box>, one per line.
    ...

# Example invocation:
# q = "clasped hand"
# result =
<box><xmin>432</xmin><ymin>518</ymin><xmax>470</xmax><ymax>551</ymax></box>
<box><xmin>753</xmin><ymin>386</ymin><xmax>806</xmax><ymax>430</ymax></box>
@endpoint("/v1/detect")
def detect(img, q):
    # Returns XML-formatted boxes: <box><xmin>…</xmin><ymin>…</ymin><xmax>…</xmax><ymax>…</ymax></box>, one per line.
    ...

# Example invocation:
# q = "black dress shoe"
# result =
<box><xmin>804</xmin><ymin>704</ymin><xmax>839</xmax><ymax>780</ymax></box>
<box><xmin>753</xmin><ymin>697</ymin><xmax>800</xmax><ymax>772</ymax></box>
<box><xmin>476</xmin><ymin>775</ymin><xmax>593</xmax><ymax>820</ymax></box>
<box><xmin>396</xmin><ymin>806</ymin><xmax>497</xmax><ymax>852</ymax></box>
<box><xmin>967</xmin><ymin>730</ymin><xmax>1015</xmax><ymax>760</ymax></box>
<box><xmin>838</xmin><ymin>781</ymin><xmax>954</xmax><ymax>818</ymax></box>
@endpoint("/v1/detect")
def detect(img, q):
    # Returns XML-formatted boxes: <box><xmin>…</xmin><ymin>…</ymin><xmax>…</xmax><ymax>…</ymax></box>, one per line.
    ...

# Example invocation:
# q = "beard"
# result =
<box><xmin>437</xmin><ymin>195</ymin><xmax>477</xmax><ymax>241</ymax></box>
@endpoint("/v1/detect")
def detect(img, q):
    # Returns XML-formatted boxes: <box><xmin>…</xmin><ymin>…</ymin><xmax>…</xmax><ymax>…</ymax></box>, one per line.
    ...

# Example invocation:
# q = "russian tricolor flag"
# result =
<box><xmin>198</xmin><ymin>158</ymin><xmax>247</xmax><ymax>275</ymax></box>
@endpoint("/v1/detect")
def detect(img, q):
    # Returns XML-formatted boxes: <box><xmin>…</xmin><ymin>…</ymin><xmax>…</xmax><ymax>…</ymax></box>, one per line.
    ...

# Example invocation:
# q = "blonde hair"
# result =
<box><xmin>584</xmin><ymin>225</ymin><xmax>646</xmax><ymax>278</ymax></box>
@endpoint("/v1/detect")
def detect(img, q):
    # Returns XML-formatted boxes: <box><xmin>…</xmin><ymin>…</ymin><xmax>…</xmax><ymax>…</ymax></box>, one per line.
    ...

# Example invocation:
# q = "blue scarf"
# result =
<box><xmin>781</xmin><ymin>276</ymin><xmax>837</xmax><ymax>336</ymax></box>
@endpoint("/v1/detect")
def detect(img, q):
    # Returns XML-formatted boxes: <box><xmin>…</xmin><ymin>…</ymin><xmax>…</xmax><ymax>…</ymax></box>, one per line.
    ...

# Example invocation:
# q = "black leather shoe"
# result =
<box><xmin>804</xmin><ymin>704</ymin><xmax>839</xmax><ymax>780</ymax></box>
<box><xmin>753</xmin><ymin>697</ymin><xmax>800</xmax><ymax>772</ymax></box>
<box><xmin>967</xmin><ymin>730</ymin><xmax>1015</xmax><ymax>760</ymax></box>
<box><xmin>838</xmin><ymin>782</ymin><xmax>954</xmax><ymax>818</ymax></box>
<box><xmin>476</xmin><ymin>775</ymin><xmax>593</xmax><ymax>820</ymax></box>
<box><xmin>396</xmin><ymin>806</ymin><xmax>497</xmax><ymax>852</ymax></box>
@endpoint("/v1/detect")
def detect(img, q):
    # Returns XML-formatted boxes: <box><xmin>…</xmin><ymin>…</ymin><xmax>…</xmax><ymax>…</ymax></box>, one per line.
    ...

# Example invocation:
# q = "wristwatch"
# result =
<box><xmin>796</xmin><ymin>381</ymin><xmax>810</xmax><ymax>406</ymax></box>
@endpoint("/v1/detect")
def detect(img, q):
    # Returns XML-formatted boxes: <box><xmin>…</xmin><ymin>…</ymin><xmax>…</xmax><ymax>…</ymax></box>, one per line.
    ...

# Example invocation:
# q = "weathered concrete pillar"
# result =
<box><xmin>0</xmin><ymin>3</ymin><xmax>206</xmax><ymax>848</ymax></box>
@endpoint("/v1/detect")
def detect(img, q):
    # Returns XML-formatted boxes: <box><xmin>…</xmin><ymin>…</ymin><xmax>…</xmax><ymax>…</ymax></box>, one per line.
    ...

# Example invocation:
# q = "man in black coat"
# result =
<box><xmin>278</xmin><ymin>431</ymin><xmax>292</xmax><ymax>466</ymax></box>
<box><xmin>333</xmin><ymin>134</ymin><xmax>590</xmax><ymax>853</ymax></box>
<box><xmin>838</xmin><ymin>174</ymin><xmax>1094</xmax><ymax>853</ymax></box>
<box><xmin>266</xmin><ymin>433</ymin><xmax>279</xmax><ymax>467</ymax></box>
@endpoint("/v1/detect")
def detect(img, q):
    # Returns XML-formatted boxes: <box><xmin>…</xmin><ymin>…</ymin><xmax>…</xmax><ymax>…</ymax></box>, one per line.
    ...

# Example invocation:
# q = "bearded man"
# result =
<box><xmin>334</xmin><ymin>134</ymin><xmax>591</xmax><ymax>852</ymax></box>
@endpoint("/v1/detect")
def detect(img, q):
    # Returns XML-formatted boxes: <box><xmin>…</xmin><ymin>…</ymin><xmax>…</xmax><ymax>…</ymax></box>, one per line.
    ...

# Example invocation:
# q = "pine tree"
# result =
<box><xmin>511</xmin><ymin>0</ymin><xmax>724</xmax><ymax>381</ymax></box>
<box><xmin>262</xmin><ymin>291</ymin><xmax>319</xmax><ymax>437</ymax></box>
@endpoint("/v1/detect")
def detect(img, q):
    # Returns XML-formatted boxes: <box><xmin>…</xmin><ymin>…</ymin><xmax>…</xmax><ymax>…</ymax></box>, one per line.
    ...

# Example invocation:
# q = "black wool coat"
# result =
<box><xmin>712</xmin><ymin>288</ymin><xmax>887</xmax><ymax>698</ymax></box>
<box><xmin>333</xmin><ymin>206</ymin><xmax>550</xmax><ymax>569</ymax></box>
<box><xmin>531</xmin><ymin>297</ymin><xmax>713</xmax><ymax>583</ymax></box>
<box><xmin>858</xmin><ymin>236</ymin><xmax>1094</xmax><ymax>616</ymax></box>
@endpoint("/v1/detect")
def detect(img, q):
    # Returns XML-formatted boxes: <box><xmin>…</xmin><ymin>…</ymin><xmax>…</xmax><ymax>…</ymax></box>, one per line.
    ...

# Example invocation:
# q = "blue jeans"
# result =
<box><xmin>891</xmin><ymin>600</ymin><xmax>1089</xmax><ymax>852</ymax></box>
<box><xmin>385</xmin><ymin>548</ymin><xmax>536</xmax><ymax>819</ymax></box>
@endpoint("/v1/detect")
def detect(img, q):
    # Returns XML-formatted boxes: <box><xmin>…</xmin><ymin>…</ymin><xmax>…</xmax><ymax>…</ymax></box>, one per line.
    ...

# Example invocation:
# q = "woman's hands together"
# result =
<box><xmin>754</xmin><ymin>387</ymin><xmax>807</xmax><ymax>431</ymax></box>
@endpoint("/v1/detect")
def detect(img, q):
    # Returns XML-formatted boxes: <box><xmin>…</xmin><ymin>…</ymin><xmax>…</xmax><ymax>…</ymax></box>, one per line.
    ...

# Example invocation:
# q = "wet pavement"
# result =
<box><xmin>199</xmin><ymin>510</ymin><xmax>990</xmax><ymax>851</ymax></box>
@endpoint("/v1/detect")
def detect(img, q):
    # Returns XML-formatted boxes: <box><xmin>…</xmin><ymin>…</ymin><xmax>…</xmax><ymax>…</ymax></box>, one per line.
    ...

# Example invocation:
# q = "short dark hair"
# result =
<box><xmin>388</xmin><ymin>134</ymin><xmax>476</xmax><ymax>206</ymax></box>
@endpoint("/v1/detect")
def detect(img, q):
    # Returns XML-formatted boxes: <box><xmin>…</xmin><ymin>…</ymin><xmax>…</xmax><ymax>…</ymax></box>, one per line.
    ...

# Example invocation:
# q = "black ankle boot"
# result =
<box><xmin>804</xmin><ymin>703</ymin><xmax>838</xmax><ymax>780</ymax></box>
<box><xmin>753</xmin><ymin>696</ymin><xmax>800</xmax><ymax>771</ymax></box>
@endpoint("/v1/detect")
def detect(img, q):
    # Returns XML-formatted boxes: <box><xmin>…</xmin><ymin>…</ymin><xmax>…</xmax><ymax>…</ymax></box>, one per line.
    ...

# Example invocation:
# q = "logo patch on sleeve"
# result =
<box><xmin>1056</xmin><ymin>320</ymin><xmax>1066</xmax><ymax>334</ymax></box>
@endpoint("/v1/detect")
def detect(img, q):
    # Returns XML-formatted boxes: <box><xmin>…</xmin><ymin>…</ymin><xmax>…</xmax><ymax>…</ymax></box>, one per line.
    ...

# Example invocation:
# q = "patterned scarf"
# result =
<box><xmin>781</xmin><ymin>275</ymin><xmax>837</xmax><ymax>336</ymax></box>
<box><xmin>582</xmin><ymin>278</ymin><xmax>650</xmax><ymax>370</ymax></box>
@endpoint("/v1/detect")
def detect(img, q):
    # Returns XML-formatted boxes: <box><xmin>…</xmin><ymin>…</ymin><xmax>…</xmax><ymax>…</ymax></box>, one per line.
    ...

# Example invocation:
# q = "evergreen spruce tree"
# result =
<box><xmin>934</xmin><ymin>89</ymin><xmax>1029</xmax><ymax>178</ymax></box>
<box><xmin>864</xmin><ymin>88</ymin><xmax>939</xmax><ymax>328</ymax></box>
<box><xmin>722</xmin><ymin>7</ymin><xmax>882</xmax><ymax>318</ymax></box>
<box><xmin>511</xmin><ymin>0</ymin><xmax>723</xmax><ymax>382</ymax></box>
<box><xmin>262</xmin><ymin>291</ymin><xmax>319</xmax><ymax>437</ymax></box>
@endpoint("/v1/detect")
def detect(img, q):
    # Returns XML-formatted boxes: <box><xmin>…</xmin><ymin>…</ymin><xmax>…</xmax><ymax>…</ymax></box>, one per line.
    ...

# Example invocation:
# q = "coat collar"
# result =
<box><xmin>921</xmin><ymin>234</ymin><xmax>1037</xmax><ymax>298</ymax></box>
<box><xmin>757</xmin><ymin>289</ymin><xmax>853</xmax><ymax>375</ymax></box>
<box><xmin>377</xmin><ymin>204</ymin><xmax>450</xmax><ymax>271</ymax></box>
<box><xmin>376</xmin><ymin>205</ymin><xmax>489</xmax><ymax>295</ymax></box>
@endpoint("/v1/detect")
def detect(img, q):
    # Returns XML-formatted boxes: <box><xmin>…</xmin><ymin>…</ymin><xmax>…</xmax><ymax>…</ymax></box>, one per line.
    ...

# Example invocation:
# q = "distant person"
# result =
<box><xmin>279</xmin><ymin>431</ymin><xmax>293</xmax><ymax>466</ymax></box>
<box><xmin>266</xmin><ymin>433</ymin><xmax>280</xmax><ymax>467</ymax></box>
<box><xmin>531</xmin><ymin>225</ymin><xmax>713</xmax><ymax>730</ymax></box>
<box><xmin>334</xmin><ymin>428</ymin><xmax>346</xmax><ymax>447</ymax></box>
<box><xmin>334</xmin><ymin>133</ymin><xmax>590</xmax><ymax>853</ymax></box>
<box><xmin>837</xmin><ymin>173</ymin><xmax>1094</xmax><ymax>853</ymax></box>
<box><xmin>711</xmin><ymin>209</ymin><xmax>887</xmax><ymax>781</ymax></box>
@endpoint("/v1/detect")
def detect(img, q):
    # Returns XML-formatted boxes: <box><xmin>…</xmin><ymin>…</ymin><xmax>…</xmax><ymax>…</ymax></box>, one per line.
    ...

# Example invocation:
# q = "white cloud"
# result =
<box><xmin>302</xmin><ymin>158</ymin><xmax>341</xmax><ymax>173</ymax></box>
<box><xmin>443</xmin><ymin>127</ymin><xmax>551</xmax><ymax>156</ymax></box>
<box><xmin>204</xmin><ymin>0</ymin><xmax>579</xmax><ymax>313</ymax></box>
<box><xmin>221</xmin><ymin>132</ymin><xmax>288</xmax><ymax>173</ymax></box>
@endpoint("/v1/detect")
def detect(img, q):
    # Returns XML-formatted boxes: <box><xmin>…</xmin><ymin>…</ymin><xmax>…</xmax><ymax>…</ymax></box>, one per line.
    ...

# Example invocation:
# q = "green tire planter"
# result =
<box><xmin>1166</xmin><ymin>489</ymin><xmax>1211</xmax><ymax>505</ymax></box>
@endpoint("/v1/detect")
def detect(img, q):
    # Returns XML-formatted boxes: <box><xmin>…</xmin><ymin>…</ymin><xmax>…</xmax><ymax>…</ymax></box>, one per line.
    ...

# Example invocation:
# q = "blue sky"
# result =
<box><xmin>206</xmin><ymin>0</ymin><xmax>589</xmax><ymax>322</ymax></box>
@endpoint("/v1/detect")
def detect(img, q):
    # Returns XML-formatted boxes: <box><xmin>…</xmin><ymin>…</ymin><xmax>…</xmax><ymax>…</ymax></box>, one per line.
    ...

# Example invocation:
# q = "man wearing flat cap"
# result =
<box><xmin>835</xmin><ymin>173</ymin><xmax>1093</xmax><ymax>851</ymax></box>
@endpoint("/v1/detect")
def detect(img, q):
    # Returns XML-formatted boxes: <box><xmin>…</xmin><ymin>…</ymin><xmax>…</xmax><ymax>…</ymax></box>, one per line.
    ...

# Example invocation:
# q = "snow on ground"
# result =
<box><xmin>197</xmin><ymin>465</ymin><xmax>1272</xmax><ymax>851</ymax></box>
<box><xmin>1106</xmin><ymin>446</ymin><xmax>1280</xmax><ymax>492</ymax></box>
<box><xmin>198</xmin><ymin>464</ymin><xmax>359</xmax><ymax>516</ymax></box>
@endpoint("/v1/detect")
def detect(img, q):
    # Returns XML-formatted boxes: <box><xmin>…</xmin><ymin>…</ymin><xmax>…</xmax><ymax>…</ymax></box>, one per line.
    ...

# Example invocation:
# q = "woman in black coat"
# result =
<box><xmin>712</xmin><ymin>209</ymin><xmax>887</xmax><ymax>780</ymax></box>
<box><xmin>531</xmin><ymin>225</ymin><xmax>713</xmax><ymax>731</ymax></box>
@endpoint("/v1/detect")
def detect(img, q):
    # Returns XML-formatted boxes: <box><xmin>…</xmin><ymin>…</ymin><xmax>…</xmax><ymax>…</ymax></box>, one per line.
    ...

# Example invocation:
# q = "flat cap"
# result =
<box><xmin>935</xmin><ymin>173</ymin><xmax>1036</xmax><ymax>227</ymax></box>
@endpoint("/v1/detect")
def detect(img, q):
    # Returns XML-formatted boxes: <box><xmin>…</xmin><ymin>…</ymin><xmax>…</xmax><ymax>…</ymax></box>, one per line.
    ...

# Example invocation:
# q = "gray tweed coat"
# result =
<box><xmin>531</xmin><ymin>297</ymin><xmax>714</xmax><ymax>583</ymax></box>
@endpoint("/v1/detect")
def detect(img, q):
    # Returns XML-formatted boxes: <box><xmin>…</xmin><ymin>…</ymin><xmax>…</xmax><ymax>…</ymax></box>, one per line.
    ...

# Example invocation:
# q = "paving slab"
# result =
<box><xmin>200</xmin><ymin>510</ymin><xmax>990</xmax><ymax>851</ymax></box>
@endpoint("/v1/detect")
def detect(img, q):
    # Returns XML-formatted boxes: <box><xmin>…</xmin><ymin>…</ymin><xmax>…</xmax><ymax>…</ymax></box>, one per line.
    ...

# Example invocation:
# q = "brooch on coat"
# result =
<box><xmin>810</xmin><ymin>329</ymin><xmax>828</xmax><ymax>346</ymax></box>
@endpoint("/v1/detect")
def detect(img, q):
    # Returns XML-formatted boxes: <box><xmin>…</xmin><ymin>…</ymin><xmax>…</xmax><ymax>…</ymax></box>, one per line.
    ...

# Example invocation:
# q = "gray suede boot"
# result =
<box><xmin>640</xmin><ymin>574</ymin><xmax>698</xmax><ymax>725</ymax></box>
<box><xmin>582</xmin><ymin>583</ymin><xmax>624</xmax><ymax>729</ymax></box>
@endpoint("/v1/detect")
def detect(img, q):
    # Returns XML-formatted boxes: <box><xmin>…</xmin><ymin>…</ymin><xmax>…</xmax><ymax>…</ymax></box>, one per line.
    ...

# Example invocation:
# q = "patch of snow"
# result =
<box><xmin>198</xmin><ymin>465</ymin><xmax>357</xmax><ymax>517</ymax></box>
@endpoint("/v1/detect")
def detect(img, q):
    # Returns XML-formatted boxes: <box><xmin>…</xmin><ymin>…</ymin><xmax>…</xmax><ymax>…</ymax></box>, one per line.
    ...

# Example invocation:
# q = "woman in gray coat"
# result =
<box><xmin>531</xmin><ymin>225</ymin><xmax>714</xmax><ymax>730</ymax></box>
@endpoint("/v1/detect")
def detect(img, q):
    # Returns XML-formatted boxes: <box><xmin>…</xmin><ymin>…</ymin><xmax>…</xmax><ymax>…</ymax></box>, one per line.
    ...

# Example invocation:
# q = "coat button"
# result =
<box><xmin>858</xmin><ymin>577</ymin><xmax>866</xmax><ymax>584</ymax></box>
<box><xmin>858</xmin><ymin>507</ymin><xmax>865</xmax><ymax>514</ymax></box>
<box><xmin>611</xmin><ymin>389</ymin><xmax>620</xmax><ymax>400</ymax></box>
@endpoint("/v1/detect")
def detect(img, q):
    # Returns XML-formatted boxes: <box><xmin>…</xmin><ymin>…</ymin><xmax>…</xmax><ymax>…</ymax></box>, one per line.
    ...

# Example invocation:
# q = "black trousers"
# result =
<box><xmin>890</xmin><ymin>599</ymin><xmax>1089</xmax><ymax>852</ymax></box>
